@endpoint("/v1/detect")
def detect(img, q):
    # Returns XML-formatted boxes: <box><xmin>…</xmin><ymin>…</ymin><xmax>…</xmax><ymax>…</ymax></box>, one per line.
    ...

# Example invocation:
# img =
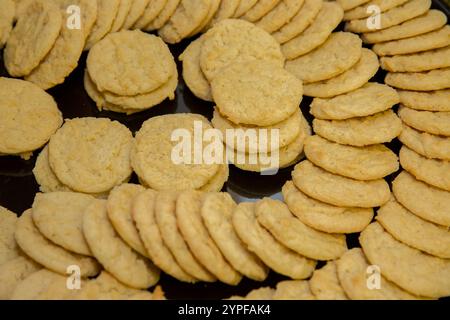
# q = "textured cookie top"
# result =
<box><xmin>0</xmin><ymin>0</ymin><xmax>15</xmax><ymax>48</ymax></box>
<box><xmin>0</xmin><ymin>205</ymin><xmax>19</xmax><ymax>265</ymax></box>
<box><xmin>200</xmin><ymin>19</ymin><xmax>284</xmax><ymax>81</ymax></box>
<box><xmin>310</xmin><ymin>261</ymin><xmax>348</xmax><ymax>300</ymax></box>
<box><xmin>49</xmin><ymin>117</ymin><xmax>133</xmax><ymax>194</ymax></box>
<box><xmin>0</xmin><ymin>78</ymin><xmax>62</xmax><ymax>155</ymax></box>
<box><xmin>398</xmin><ymin>105</ymin><xmax>450</xmax><ymax>136</ymax></box>
<box><xmin>87</xmin><ymin>30</ymin><xmax>174</xmax><ymax>96</ymax></box>
<box><xmin>212</xmin><ymin>61</ymin><xmax>302</xmax><ymax>126</ymax></box>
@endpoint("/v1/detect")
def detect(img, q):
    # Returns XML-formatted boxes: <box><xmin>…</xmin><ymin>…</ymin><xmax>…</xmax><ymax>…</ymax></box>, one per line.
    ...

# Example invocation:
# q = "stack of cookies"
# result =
<box><xmin>84</xmin><ymin>30</ymin><xmax>178</xmax><ymax>114</ymax></box>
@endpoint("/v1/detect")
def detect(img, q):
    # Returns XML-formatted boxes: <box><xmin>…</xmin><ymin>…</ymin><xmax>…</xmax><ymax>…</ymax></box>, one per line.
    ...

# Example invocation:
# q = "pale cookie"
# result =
<box><xmin>201</xmin><ymin>192</ymin><xmax>269</xmax><ymax>281</ymax></box>
<box><xmin>392</xmin><ymin>171</ymin><xmax>450</xmax><ymax>227</ymax></box>
<box><xmin>32</xmin><ymin>192</ymin><xmax>95</xmax><ymax>256</ymax></box>
<box><xmin>310</xmin><ymin>83</ymin><xmax>399</xmax><ymax>120</ymax></box>
<box><xmin>107</xmin><ymin>184</ymin><xmax>148</xmax><ymax>257</ymax></box>
<box><xmin>0</xmin><ymin>206</ymin><xmax>19</xmax><ymax>265</ymax></box>
<box><xmin>0</xmin><ymin>256</ymin><xmax>41</xmax><ymax>300</ymax></box>
<box><xmin>212</xmin><ymin>61</ymin><xmax>302</xmax><ymax>126</ymax></box>
<box><xmin>304</xmin><ymin>135</ymin><xmax>399</xmax><ymax>180</ymax></box>
<box><xmin>286</xmin><ymin>32</ymin><xmax>362</xmax><ymax>84</ymax></box>
<box><xmin>200</xmin><ymin>19</ymin><xmax>284</xmax><ymax>81</ymax></box>
<box><xmin>15</xmin><ymin>210</ymin><xmax>100</xmax><ymax>277</ymax></box>
<box><xmin>133</xmin><ymin>190</ymin><xmax>196</xmax><ymax>283</ymax></box>
<box><xmin>281</xmin><ymin>2</ymin><xmax>343</xmax><ymax>59</ymax></box>
<box><xmin>189</xmin><ymin>0</ymin><xmax>221</xmax><ymax>36</ymax></box>
<box><xmin>233</xmin><ymin>202</ymin><xmax>316</xmax><ymax>279</ymax></box>
<box><xmin>0</xmin><ymin>78</ymin><xmax>62</xmax><ymax>157</ymax></box>
<box><xmin>292</xmin><ymin>161</ymin><xmax>391</xmax><ymax>208</ymax></box>
<box><xmin>0</xmin><ymin>0</ymin><xmax>15</xmax><ymax>48</ymax></box>
<box><xmin>233</xmin><ymin>0</ymin><xmax>258</xmax><ymax>17</ymax></box>
<box><xmin>83</xmin><ymin>200</ymin><xmax>160</xmax><ymax>289</ymax></box>
<box><xmin>337</xmin><ymin>0</ymin><xmax>370</xmax><ymax>10</ymax></box>
<box><xmin>199</xmin><ymin>163</ymin><xmax>229</xmax><ymax>192</ymax></box>
<box><xmin>87</xmin><ymin>31</ymin><xmax>174</xmax><ymax>96</ymax></box>
<box><xmin>304</xmin><ymin>49</ymin><xmax>379</xmax><ymax>98</ymax></box>
<box><xmin>399</xmin><ymin>124</ymin><xmax>450</xmax><ymax>160</ymax></box>
<box><xmin>49</xmin><ymin>117</ymin><xmax>133</xmax><ymax>194</ymax></box>
<box><xmin>400</xmin><ymin>146</ymin><xmax>450</xmax><ymax>192</ymax></box>
<box><xmin>33</xmin><ymin>146</ymin><xmax>71</xmax><ymax>193</ymax></box>
<box><xmin>343</xmin><ymin>0</ymin><xmax>409</xmax><ymax>20</ymax></box>
<box><xmin>147</xmin><ymin>0</ymin><xmax>183</xmax><ymax>31</ymax></box>
<box><xmin>158</xmin><ymin>0</ymin><xmax>210</xmax><ymax>44</ymax></box>
<box><xmin>122</xmin><ymin>0</ymin><xmax>151</xmax><ymax>30</ymax></box>
<box><xmin>272</xmin><ymin>0</ymin><xmax>323</xmax><ymax>44</ymax></box>
<box><xmin>345</xmin><ymin>0</ymin><xmax>431</xmax><ymax>33</ymax></box>
<box><xmin>310</xmin><ymin>262</ymin><xmax>348</xmax><ymax>300</ymax></box>
<box><xmin>154</xmin><ymin>192</ymin><xmax>216</xmax><ymax>282</ymax></box>
<box><xmin>386</xmin><ymin>68</ymin><xmax>450</xmax><ymax>91</ymax></box>
<box><xmin>362</xmin><ymin>10</ymin><xmax>447</xmax><ymax>44</ymax></box>
<box><xmin>212</xmin><ymin>108</ymin><xmax>303</xmax><ymax>153</ymax></box>
<box><xmin>377</xmin><ymin>199</ymin><xmax>450</xmax><ymax>259</ymax></box>
<box><xmin>398</xmin><ymin>89</ymin><xmax>450</xmax><ymax>112</ymax></box>
<box><xmin>208</xmin><ymin>0</ymin><xmax>240</xmax><ymax>27</ymax></box>
<box><xmin>313</xmin><ymin>110</ymin><xmax>402</xmax><ymax>146</ymax></box>
<box><xmin>256</xmin><ymin>198</ymin><xmax>347</xmax><ymax>260</ymax></box>
<box><xmin>176</xmin><ymin>191</ymin><xmax>242</xmax><ymax>285</ymax></box>
<box><xmin>4</xmin><ymin>0</ymin><xmax>62</xmax><ymax>77</ymax></box>
<box><xmin>380</xmin><ymin>46</ymin><xmax>450</xmax><ymax>72</ymax></box>
<box><xmin>254</xmin><ymin>0</ymin><xmax>304</xmax><ymax>34</ymax></box>
<box><xmin>131</xmin><ymin>114</ymin><xmax>220</xmax><ymax>191</ymax></box>
<box><xmin>373</xmin><ymin>26</ymin><xmax>450</xmax><ymax>56</ymax></box>
<box><xmin>398</xmin><ymin>106</ymin><xmax>450</xmax><ymax>136</ymax></box>
<box><xmin>179</xmin><ymin>36</ymin><xmax>213</xmax><ymax>101</ymax></box>
<box><xmin>134</xmin><ymin>0</ymin><xmax>167</xmax><ymax>30</ymax></box>
<box><xmin>85</xmin><ymin>0</ymin><xmax>120</xmax><ymax>50</ymax></box>
<box><xmin>360</xmin><ymin>222</ymin><xmax>450</xmax><ymax>298</ymax></box>
<box><xmin>273</xmin><ymin>280</ymin><xmax>316</xmax><ymax>300</ymax></box>
<box><xmin>282</xmin><ymin>181</ymin><xmax>374</xmax><ymax>234</ymax></box>
<box><xmin>110</xmin><ymin>0</ymin><xmax>132</xmax><ymax>31</ymax></box>
<box><xmin>243</xmin><ymin>0</ymin><xmax>282</xmax><ymax>22</ymax></box>
<box><xmin>337</xmin><ymin>248</ymin><xmax>421</xmax><ymax>300</ymax></box>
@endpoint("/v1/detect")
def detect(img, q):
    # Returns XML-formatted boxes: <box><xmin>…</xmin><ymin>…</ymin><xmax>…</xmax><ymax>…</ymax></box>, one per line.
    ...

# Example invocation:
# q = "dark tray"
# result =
<box><xmin>0</xmin><ymin>1</ymin><xmax>448</xmax><ymax>299</ymax></box>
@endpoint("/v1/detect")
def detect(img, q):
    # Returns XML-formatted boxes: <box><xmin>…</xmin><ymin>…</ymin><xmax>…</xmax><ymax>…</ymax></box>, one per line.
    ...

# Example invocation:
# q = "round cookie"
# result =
<box><xmin>133</xmin><ymin>190</ymin><xmax>197</xmax><ymax>283</ymax></box>
<box><xmin>200</xmin><ymin>192</ymin><xmax>269</xmax><ymax>281</ymax></box>
<box><xmin>232</xmin><ymin>202</ymin><xmax>316</xmax><ymax>279</ymax></box>
<box><xmin>304</xmin><ymin>135</ymin><xmax>399</xmax><ymax>180</ymax></box>
<box><xmin>133</xmin><ymin>0</ymin><xmax>166</xmax><ymax>30</ymax></box>
<box><xmin>243</xmin><ymin>0</ymin><xmax>282</xmax><ymax>22</ymax></box>
<box><xmin>32</xmin><ymin>192</ymin><xmax>95</xmax><ymax>256</ymax></box>
<box><xmin>303</xmin><ymin>49</ymin><xmax>379</xmax><ymax>98</ymax></box>
<box><xmin>399</xmin><ymin>124</ymin><xmax>450</xmax><ymax>160</ymax></box>
<box><xmin>158</xmin><ymin>0</ymin><xmax>210</xmax><ymax>44</ymax></box>
<box><xmin>107</xmin><ymin>184</ymin><xmax>148</xmax><ymax>257</ymax></box>
<box><xmin>199</xmin><ymin>163</ymin><xmax>229</xmax><ymax>192</ymax></box>
<box><xmin>0</xmin><ymin>78</ymin><xmax>62</xmax><ymax>157</ymax></box>
<box><xmin>285</xmin><ymin>32</ymin><xmax>362</xmax><ymax>84</ymax></box>
<box><xmin>337</xmin><ymin>0</ymin><xmax>370</xmax><ymax>10</ymax></box>
<box><xmin>4</xmin><ymin>0</ymin><xmax>62</xmax><ymax>77</ymax></box>
<box><xmin>110</xmin><ymin>0</ymin><xmax>132</xmax><ymax>32</ymax></box>
<box><xmin>400</xmin><ymin>146</ymin><xmax>450</xmax><ymax>192</ymax></box>
<box><xmin>49</xmin><ymin>118</ymin><xmax>133</xmax><ymax>194</ymax></box>
<box><xmin>398</xmin><ymin>89</ymin><xmax>450</xmax><ymax>112</ymax></box>
<box><xmin>233</xmin><ymin>0</ymin><xmax>258</xmax><ymax>17</ymax></box>
<box><xmin>83</xmin><ymin>200</ymin><xmax>160</xmax><ymax>289</ymax></box>
<box><xmin>84</xmin><ymin>0</ymin><xmax>120</xmax><ymax>50</ymax></box>
<box><xmin>337</xmin><ymin>248</ymin><xmax>421</xmax><ymax>300</ymax></box>
<box><xmin>87</xmin><ymin>30</ymin><xmax>174</xmax><ymax>96</ymax></box>
<box><xmin>313</xmin><ymin>110</ymin><xmax>402</xmax><ymax>146</ymax></box>
<box><xmin>385</xmin><ymin>68</ymin><xmax>450</xmax><ymax>91</ymax></box>
<box><xmin>154</xmin><ymin>192</ymin><xmax>216</xmax><ymax>282</ymax></box>
<box><xmin>282</xmin><ymin>181</ymin><xmax>374</xmax><ymax>234</ymax></box>
<box><xmin>310</xmin><ymin>83</ymin><xmax>400</xmax><ymax>120</ymax></box>
<box><xmin>398</xmin><ymin>106</ymin><xmax>450</xmax><ymax>136</ymax></box>
<box><xmin>131</xmin><ymin>114</ymin><xmax>220</xmax><ymax>191</ymax></box>
<box><xmin>122</xmin><ymin>0</ymin><xmax>151</xmax><ymax>30</ymax></box>
<box><xmin>176</xmin><ymin>191</ymin><xmax>242</xmax><ymax>285</ymax></box>
<box><xmin>360</xmin><ymin>222</ymin><xmax>450</xmax><ymax>298</ymax></box>
<box><xmin>0</xmin><ymin>206</ymin><xmax>19</xmax><ymax>265</ymax></box>
<box><xmin>212</xmin><ymin>61</ymin><xmax>302</xmax><ymax>126</ymax></box>
<box><xmin>272</xmin><ymin>0</ymin><xmax>323</xmax><ymax>44</ymax></box>
<box><xmin>273</xmin><ymin>280</ymin><xmax>316</xmax><ymax>300</ymax></box>
<box><xmin>256</xmin><ymin>198</ymin><xmax>347</xmax><ymax>261</ymax></box>
<box><xmin>343</xmin><ymin>0</ymin><xmax>409</xmax><ymax>20</ymax></box>
<box><xmin>15</xmin><ymin>210</ymin><xmax>100</xmax><ymax>277</ymax></box>
<box><xmin>146</xmin><ymin>0</ymin><xmax>182</xmax><ymax>31</ymax></box>
<box><xmin>0</xmin><ymin>256</ymin><xmax>41</xmax><ymax>300</ymax></box>
<box><xmin>200</xmin><ymin>19</ymin><xmax>284</xmax><ymax>81</ymax></box>
<box><xmin>0</xmin><ymin>0</ymin><xmax>15</xmax><ymax>48</ymax></box>
<box><xmin>33</xmin><ymin>146</ymin><xmax>72</xmax><ymax>193</ymax></box>
<box><xmin>376</xmin><ymin>199</ymin><xmax>450</xmax><ymax>259</ymax></box>
<box><xmin>392</xmin><ymin>171</ymin><xmax>450</xmax><ymax>227</ymax></box>
<box><xmin>292</xmin><ymin>161</ymin><xmax>391</xmax><ymax>208</ymax></box>
<box><xmin>362</xmin><ymin>10</ymin><xmax>447</xmax><ymax>44</ymax></box>
<box><xmin>281</xmin><ymin>2</ymin><xmax>343</xmax><ymax>60</ymax></box>
<box><xmin>310</xmin><ymin>262</ymin><xmax>349</xmax><ymax>300</ymax></box>
<box><xmin>254</xmin><ymin>0</ymin><xmax>304</xmax><ymax>34</ymax></box>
